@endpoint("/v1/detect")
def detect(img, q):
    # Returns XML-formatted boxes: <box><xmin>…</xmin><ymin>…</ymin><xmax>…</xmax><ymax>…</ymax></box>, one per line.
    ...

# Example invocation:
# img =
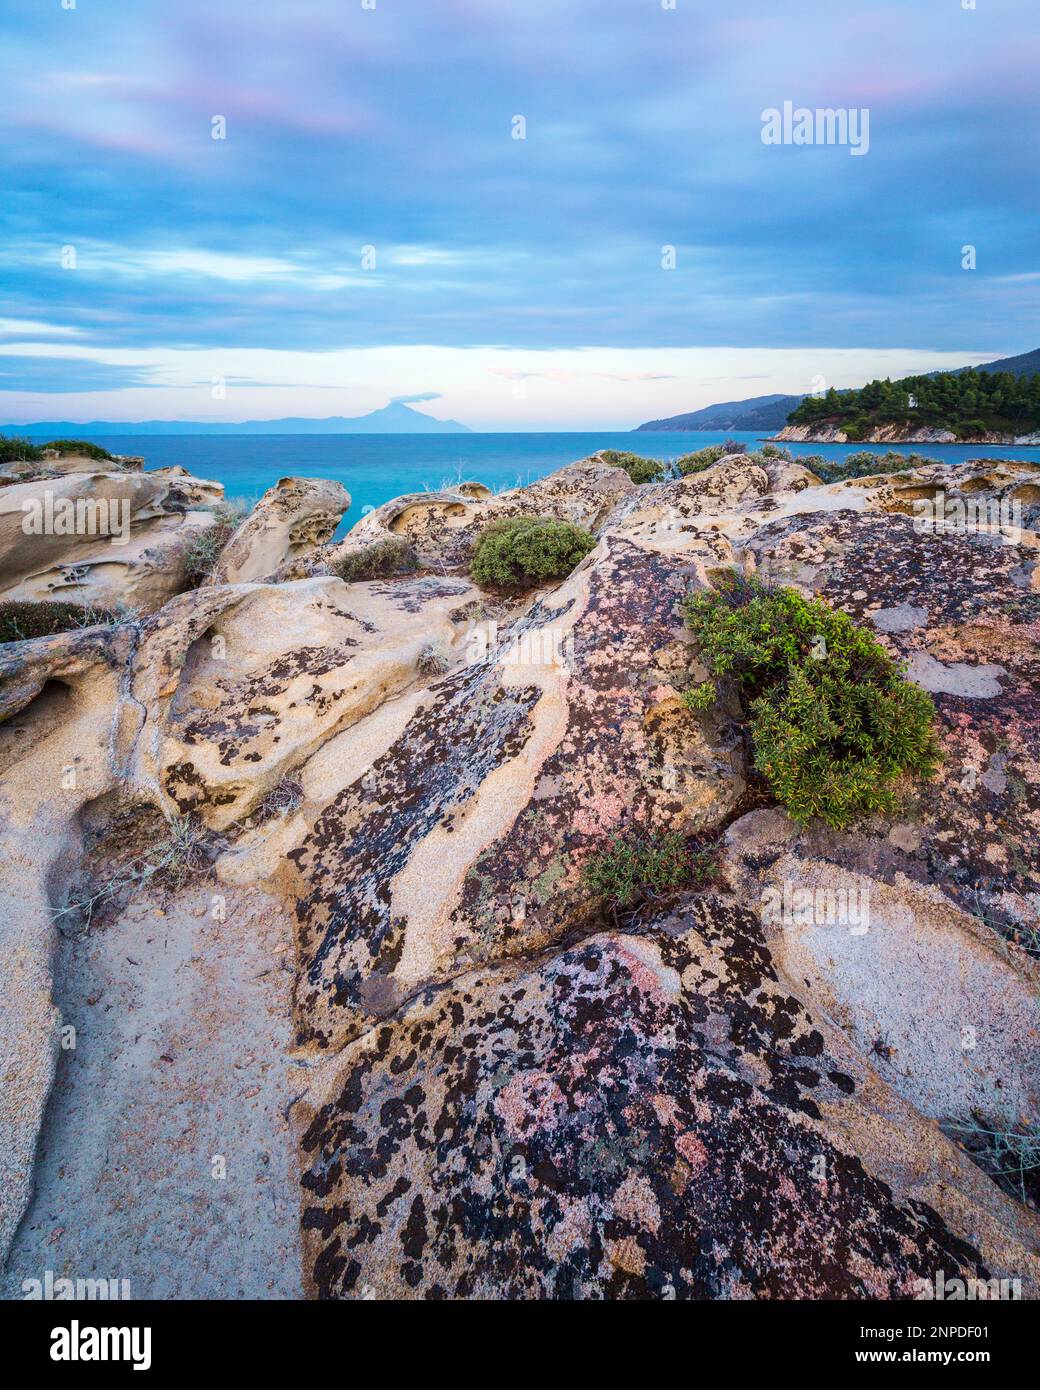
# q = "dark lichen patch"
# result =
<box><xmin>299</xmin><ymin>900</ymin><xmax>992</xmax><ymax>1300</ymax></box>
<box><xmin>288</xmin><ymin>655</ymin><xmax>543</xmax><ymax>1050</ymax></box>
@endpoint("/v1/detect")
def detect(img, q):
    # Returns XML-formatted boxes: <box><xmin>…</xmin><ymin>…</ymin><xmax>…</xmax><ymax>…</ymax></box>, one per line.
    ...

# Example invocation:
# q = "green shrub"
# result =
<box><xmin>42</xmin><ymin>439</ymin><xmax>115</xmax><ymax>462</ymax></box>
<box><xmin>0</xmin><ymin>435</ymin><xmax>44</xmax><ymax>465</ymax></box>
<box><xmin>676</xmin><ymin>443</ymin><xmax>729</xmax><ymax>477</ymax></box>
<box><xmin>757</xmin><ymin>444</ymin><xmax>793</xmax><ymax>461</ymax></box>
<box><xmin>470</xmin><ymin>516</ymin><xmax>596</xmax><ymax>590</ymax></box>
<box><xmin>681</xmin><ymin>680</ymin><xmax>717</xmax><ymax>712</ymax></box>
<box><xmin>0</xmin><ymin>600</ymin><xmax>121</xmax><ymax>644</ymax></box>
<box><xmin>809</xmin><ymin>450</ymin><xmax>939</xmax><ymax>485</ymax></box>
<box><xmin>582</xmin><ymin>831</ymin><xmax>689</xmax><ymax>909</ymax></box>
<box><xmin>600</xmin><ymin>450</ymin><xmax>665</xmax><ymax>484</ymax></box>
<box><xmin>683</xmin><ymin>573</ymin><xmax>940</xmax><ymax>828</ymax></box>
<box><xmin>331</xmin><ymin>537</ymin><xmax>420</xmax><ymax>582</ymax></box>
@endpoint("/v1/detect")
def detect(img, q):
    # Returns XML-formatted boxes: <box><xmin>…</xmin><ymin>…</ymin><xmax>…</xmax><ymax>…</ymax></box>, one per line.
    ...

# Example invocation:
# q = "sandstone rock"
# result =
<box><xmin>286</xmin><ymin>533</ymin><xmax>746</xmax><ymax>1054</ymax></box>
<box><xmin>745</xmin><ymin>503</ymin><xmax>1040</xmax><ymax>939</ymax></box>
<box><xmin>132</xmin><ymin>573</ymin><xmax>482</xmax><ymax>831</ymax></box>
<box><xmin>209</xmin><ymin>476</ymin><xmax>351</xmax><ymax>585</ymax></box>
<box><xmin>324</xmin><ymin>456</ymin><xmax>633</xmax><ymax>570</ymax></box>
<box><xmin>721</xmin><ymin>808</ymin><xmax>1040</xmax><ymax>1132</ymax></box>
<box><xmin>4</xmin><ymin>453</ymin><xmax>1039</xmax><ymax>1300</ymax></box>
<box><xmin>0</xmin><ymin>646</ymin><xmax>125</xmax><ymax>1262</ymax></box>
<box><xmin>0</xmin><ymin>469</ymin><xmax>224</xmax><ymax>613</ymax></box>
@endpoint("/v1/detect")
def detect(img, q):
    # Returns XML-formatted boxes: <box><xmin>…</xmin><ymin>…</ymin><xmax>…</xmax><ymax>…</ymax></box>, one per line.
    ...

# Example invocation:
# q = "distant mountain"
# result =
<box><xmin>1</xmin><ymin>401</ymin><xmax>471</xmax><ymax>436</ymax></box>
<box><xmin>634</xmin><ymin>347</ymin><xmax>1040</xmax><ymax>433</ymax></box>
<box><xmin>634</xmin><ymin>394</ymin><xmax>803</xmax><ymax>433</ymax></box>
<box><xmin>948</xmin><ymin>347</ymin><xmax>1040</xmax><ymax>378</ymax></box>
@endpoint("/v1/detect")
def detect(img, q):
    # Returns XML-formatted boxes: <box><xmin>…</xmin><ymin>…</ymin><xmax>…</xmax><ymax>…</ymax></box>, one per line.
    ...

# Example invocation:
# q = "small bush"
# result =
<box><xmin>681</xmin><ymin>680</ymin><xmax>717</xmax><ymax>712</ymax></box>
<box><xmin>181</xmin><ymin>501</ymin><xmax>248</xmax><ymax>587</ymax></box>
<box><xmin>0</xmin><ymin>599</ymin><xmax>121</xmax><ymax>644</ymax></box>
<box><xmin>470</xmin><ymin>516</ymin><xmax>596</xmax><ymax>591</ymax></box>
<box><xmin>676</xmin><ymin>444</ymin><xmax>729</xmax><ymax>477</ymax></box>
<box><xmin>252</xmin><ymin>777</ymin><xmax>303</xmax><ymax>823</ymax></box>
<box><xmin>600</xmin><ymin>450</ymin><xmax>665</xmax><ymax>485</ymax></box>
<box><xmin>582</xmin><ymin>831</ymin><xmax>689</xmax><ymax>909</ymax></box>
<box><xmin>42</xmin><ymin>439</ymin><xmax>115</xmax><ymax>462</ymax></box>
<box><xmin>944</xmin><ymin>1118</ymin><xmax>1040</xmax><ymax>1209</ymax></box>
<box><xmin>757</xmin><ymin>444</ymin><xmax>793</xmax><ymax>462</ymax></box>
<box><xmin>53</xmin><ymin>810</ymin><xmax>214</xmax><ymax>937</ymax></box>
<box><xmin>331</xmin><ymin>537</ymin><xmax>420</xmax><ymax>582</ymax></box>
<box><xmin>0</xmin><ymin>435</ymin><xmax>44</xmax><ymax>465</ymax></box>
<box><xmin>809</xmin><ymin>450</ymin><xmax>938</xmax><ymax>485</ymax></box>
<box><xmin>683</xmin><ymin>573</ymin><xmax>940</xmax><ymax>828</ymax></box>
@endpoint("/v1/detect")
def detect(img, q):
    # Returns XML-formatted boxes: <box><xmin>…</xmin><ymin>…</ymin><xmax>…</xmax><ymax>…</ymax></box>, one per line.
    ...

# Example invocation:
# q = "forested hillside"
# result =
<box><xmin>787</xmin><ymin>369</ymin><xmax>1040</xmax><ymax>438</ymax></box>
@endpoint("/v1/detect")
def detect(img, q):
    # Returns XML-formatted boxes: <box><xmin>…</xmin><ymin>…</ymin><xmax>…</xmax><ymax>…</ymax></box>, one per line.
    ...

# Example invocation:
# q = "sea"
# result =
<box><xmin>88</xmin><ymin>431</ymin><xmax>1035</xmax><ymax>531</ymax></box>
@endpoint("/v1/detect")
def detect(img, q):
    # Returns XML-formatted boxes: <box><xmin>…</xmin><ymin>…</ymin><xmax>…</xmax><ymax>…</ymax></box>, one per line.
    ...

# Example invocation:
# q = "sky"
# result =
<box><xmin>1</xmin><ymin>0</ymin><xmax>1037</xmax><ymax>430</ymax></box>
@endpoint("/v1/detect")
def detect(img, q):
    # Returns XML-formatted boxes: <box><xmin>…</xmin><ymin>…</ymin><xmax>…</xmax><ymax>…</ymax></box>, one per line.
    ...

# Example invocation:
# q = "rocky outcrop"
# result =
<box><xmin>3</xmin><ymin>449</ymin><xmax>1039</xmax><ymax>1299</ymax></box>
<box><xmin>298</xmin><ymin>891</ymin><xmax>1040</xmax><ymax>1299</ymax></box>
<box><xmin>209</xmin><ymin>476</ymin><xmax>351</xmax><ymax>585</ymax></box>
<box><xmin>0</xmin><ymin>468</ymin><xmax>224</xmax><ymax>614</ymax></box>
<box><xmin>132</xmin><ymin>572</ymin><xmax>483</xmax><ymax>831</ymax></box>
<box><xmin>773</xmin><ymin>424</ymin><xmax>1040</xmax><ymax>446</ymax></box>
<box><xmin>318</xmin><ymin>457</ymin><xmax>633</xmax><ymax>572</ymax></box>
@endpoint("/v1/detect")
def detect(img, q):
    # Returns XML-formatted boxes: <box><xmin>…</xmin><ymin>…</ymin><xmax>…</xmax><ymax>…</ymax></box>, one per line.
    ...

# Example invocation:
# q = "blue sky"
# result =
<box><xmin>1</xmin><ymin>0</ymin><xmax>1037</xmax><ymax>428</ymax></box>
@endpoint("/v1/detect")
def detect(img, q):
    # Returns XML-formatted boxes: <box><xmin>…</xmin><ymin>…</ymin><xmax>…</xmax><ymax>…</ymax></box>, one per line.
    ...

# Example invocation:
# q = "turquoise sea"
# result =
<box><xmin>90</xmin><ymin>431</ymin><xmax>1036</xmax><ymax>530</ymax></box>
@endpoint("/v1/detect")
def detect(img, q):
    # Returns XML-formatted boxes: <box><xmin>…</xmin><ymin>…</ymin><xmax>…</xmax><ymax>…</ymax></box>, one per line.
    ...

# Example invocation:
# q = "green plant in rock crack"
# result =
<box><xmin>682</xmin><ymin>572</ymin><xmax>941</xmax><ymax>829</ymax></box>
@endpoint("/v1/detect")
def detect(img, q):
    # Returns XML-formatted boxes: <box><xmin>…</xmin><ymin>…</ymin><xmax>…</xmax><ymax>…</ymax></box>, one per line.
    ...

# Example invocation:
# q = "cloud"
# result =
<box><xmin>0</xmin><ymin>0</ymin><xmax>1034</xmax><ymax>408</ymax></box>
<box><xmin>0</xmin><ymin>356</ymin><xmax>156</xmax><ymax>393</ymax></box>
<box><xmin>390</xmin><ymin>392</ymin><xmax>443</xmax><ymax>404</ymax></box>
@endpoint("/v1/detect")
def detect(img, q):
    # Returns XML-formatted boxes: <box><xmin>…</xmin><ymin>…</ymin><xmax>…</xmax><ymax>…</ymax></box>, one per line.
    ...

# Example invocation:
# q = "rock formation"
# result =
<box><xmin>2</xmin><ymin>449</ymin><xmax>1039</xmax><ymax>1299</ymax></box>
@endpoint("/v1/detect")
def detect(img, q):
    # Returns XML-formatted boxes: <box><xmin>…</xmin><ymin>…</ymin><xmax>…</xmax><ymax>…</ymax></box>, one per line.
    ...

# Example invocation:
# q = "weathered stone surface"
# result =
<box><xmin>324</xmin><ymin>456</ymin><xmax>633</xmax><ymax>570</ymax></box>
<box><xmin>0</xmin><ymin>652</ymin><xmax>125</xmax><ymax>1262</ymax></box>
<box><xmin>745</xmin><ymin>503</ymin><xmax>1040</xmax><ymax>938</ymax></box>
<box><xmin>125</xmin><ymin>573</ymin><xmax>480</xmax><ymax>831</ymax></box>
<box><xmin>298</xmin><ymin>890</ymin><xmax>1040</xmax><ymax>1300</ymax></box>
<box><xmin>5</xmin><ymin>453</ymin><xmax>1040</xmax><ymax>1300</ymax></box>
<box><xmin>210</xmin><ymin>476</ymin><xmax>351</xmax><ymax>585</ymax></box>
<box><xmin>0</xmin><ymin>620</ymin><xmax>133</xmax><ymax>722</ymax></box>
<box><xmin>286</xmin><ymin>534</ymin><xmax>746</xmax><ymax>1055</ymax></box>
<box><xmin>0</xmin><ymin>469</ymin><xmax>223</xmax><ymax>613</ymax></box>
<box><xmin>721</xmin><ymin>808</ymin><xmax>1040</xmax><ymax>1130</ymax></box>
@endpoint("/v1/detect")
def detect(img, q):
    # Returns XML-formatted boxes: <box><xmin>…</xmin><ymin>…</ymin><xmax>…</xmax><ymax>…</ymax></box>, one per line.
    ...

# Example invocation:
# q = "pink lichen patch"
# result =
<box><xmin>612</xmin><ymin>1172</ymin><xmax>662</xmax><ymax>1234</ymax></box>
<box><xmin>544</xmin><ymin>1198</ymin><xmax>593</xmax><ymax>1264</ymax></box>
<box><xmin>675</xmin><ymin>1131</ymin><xmax>709</xmax><ymax>1174</ymax></box>
<box><xmin>571</xmin><ymin>788</ymin><xmax>628</xmax><ymax>837</ymax></box>
<box><xmin>494</xmin><ymin>1070</ymin><xmax>567</xmax><ymax>1139</ymax></box>
<box><xmin>650</xmin><ymin>1092</ymin><xmax>680</xmax><ymax>1128</ymax></box>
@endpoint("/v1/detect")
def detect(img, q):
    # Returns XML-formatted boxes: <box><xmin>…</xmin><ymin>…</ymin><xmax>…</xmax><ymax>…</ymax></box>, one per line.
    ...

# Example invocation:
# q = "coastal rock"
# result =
<box><xmin>133</xmin><ymin>573</ymin><xmax>482</xmax><ymax>831</ymax></box>
<box><xmin>745</xmin><ymin>500</ymin><xmax>1040</xmax><ymax>938</ymax></box>
<box><xmin>721</xmin><ymin>808</ymin><xmax>1040</xmax><ymax>1131</ymax></box>
<box><xmin>0</xmin><ymin>641</ymin><xmax>126</xmax><ymax>1261</ymax></box>
<box><xmin>298</xmin><ymin>888</ymin><xmax>1040</xmax><ymax>1299</ymax></box>
<box><xmin>286</xmin><ymin>532</ymin><xmax>746</xmax><ymax>1054</ymax></box>
<box><xmin>325</xmin><ymin>457</ymin><xmax>633</xmax><ymax>570</ymax></box>
<box><xmin>209</xmin><ymin>476</ymin><xmax>351</xmax><ymax>585</ymax></box>
<box><xmin>0</xmin><ymin>469</ymin><xmax>224</xmax><ymax>613</ymax></box>
<box><xmin>5</xmin><ymin>453</ymin><xmax>1040</xmax><ymax>1300</ymax></box>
